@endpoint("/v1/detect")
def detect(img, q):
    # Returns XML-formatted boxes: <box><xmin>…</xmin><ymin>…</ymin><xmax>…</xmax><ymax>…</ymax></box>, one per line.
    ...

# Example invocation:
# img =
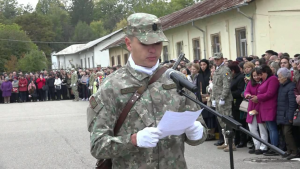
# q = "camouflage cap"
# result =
<box><xmin>213</xmin><ymin>53</ymin><xmax>223</xmax><ymax>59</ymax></box>
<box><xmin>126</xmin><ymin>13</ymin><xmax>168</xmax><ymax>45</ymax></box>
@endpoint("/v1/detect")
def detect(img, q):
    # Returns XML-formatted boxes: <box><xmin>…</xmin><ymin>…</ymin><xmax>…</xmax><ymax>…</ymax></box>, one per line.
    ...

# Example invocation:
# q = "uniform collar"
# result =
<box><xmin>216</xmin><ymin>62</ymin><xmax>225</xmax><ymax>70</ymax></box>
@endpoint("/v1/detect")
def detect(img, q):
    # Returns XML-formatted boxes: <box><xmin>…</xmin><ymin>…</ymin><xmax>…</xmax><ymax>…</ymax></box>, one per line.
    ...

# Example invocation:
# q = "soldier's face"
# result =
<box><xmin>214</xmin><ymin>58</ymin><xmax>224</xmax><ymax>66</ymax></box>
<box><xmin>125</xmin><ymin>37</ymin><xmax>162</xmax><ymax>68</ymax></box>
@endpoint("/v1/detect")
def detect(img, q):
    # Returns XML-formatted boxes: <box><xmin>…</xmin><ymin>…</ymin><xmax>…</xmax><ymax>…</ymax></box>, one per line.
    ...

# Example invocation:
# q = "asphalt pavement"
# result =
<box><xmin>0</xmin><ymin>101</ymin><xmax>299</xmax><ymax>169</ymax></box>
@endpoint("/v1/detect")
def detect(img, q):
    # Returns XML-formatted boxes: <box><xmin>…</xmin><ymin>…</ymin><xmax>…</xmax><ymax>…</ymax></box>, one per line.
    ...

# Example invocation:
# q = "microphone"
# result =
<box><xmin>165</xmin><ymin>69</ymin><xmax>197</xmax><ymax>93</ymax></box>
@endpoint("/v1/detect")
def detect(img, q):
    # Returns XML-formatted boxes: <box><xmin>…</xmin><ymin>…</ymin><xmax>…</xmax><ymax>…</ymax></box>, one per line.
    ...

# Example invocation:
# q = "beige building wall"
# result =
<box><xmin>255</xmin><ymin>0</ymin><xmax>300</xmax><ymax>56</ymax></box>
<box><xmin>109</xmin><ymin>47</ymin><xmax>129</xmax><ymax>66</ymax></box>
<box><xmin>108</xmin><ymin>0</ymin><xmax>300</xmax><ymax>62</ymax></box>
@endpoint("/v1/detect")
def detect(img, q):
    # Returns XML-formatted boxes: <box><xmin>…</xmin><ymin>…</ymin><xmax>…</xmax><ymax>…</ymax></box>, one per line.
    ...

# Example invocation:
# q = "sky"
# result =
<box><xmin>17</xmin><ymin>0</ymin><xmax>39</xmax><ymax>8</ymax></box>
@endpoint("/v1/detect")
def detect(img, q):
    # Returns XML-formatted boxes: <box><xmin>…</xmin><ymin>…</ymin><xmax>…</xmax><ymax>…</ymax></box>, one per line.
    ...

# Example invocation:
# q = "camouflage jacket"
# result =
<box><xmin>71</xmin><ymin>71</ymin><xmax>78</xmax><ymax>85</ymax></box>
<box><xmin>87</xmin><ymin>62</ymin><xmax>207</xmax><ymax>169</ymax></box>
<box><xmin>212</xmin><ymin>63</ymin><xmax>233</xmax><ymax>102</ymax></box>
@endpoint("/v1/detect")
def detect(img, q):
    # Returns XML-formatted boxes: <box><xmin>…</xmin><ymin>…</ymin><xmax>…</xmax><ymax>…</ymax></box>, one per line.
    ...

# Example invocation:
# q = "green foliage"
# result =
<box><xmin>72</xmin><ymin>21</ymin><xmax>96</xmax><ymax>42</ymax></box>
<box><xmin>15</xmin><ymin>12</ymin><xmax>55</xmax><ymax>57</ymax></box>
<box><xmin>0</xmin><ymin>23</ymin><xmax>37</xmax><ymax>72</ymax></box>
<box><xmin>93</xmin><ymin>0</ymin><xmax>124</xmax><ymax>32</ymax></box>
<box><xmin>36</xmin><ymin>0</ymin><xmax>65</xmax><ymax>15</ymax></box>
<box><xmin>0</xmin><ymin>0</ymin><xmax>19</xmax><ymax>19</ymax></box>
<box><xmin>90</xmin><ymin>20</ymin><xmax>108</xmax><ymax>38</ymax></box>
<box><xmin>18</xmin><ymin>50</ymin><xmax>48</xmax><ymax>72</ymax></box>
<box><xmin>70</xmin><ymin>0</ymin><xmax>94</xmax><ymax>25</ymax></box>
<box><xmin>4</xmin><ymin>55</ymin><xmax>17</xmax><ymax>72</ymax></box>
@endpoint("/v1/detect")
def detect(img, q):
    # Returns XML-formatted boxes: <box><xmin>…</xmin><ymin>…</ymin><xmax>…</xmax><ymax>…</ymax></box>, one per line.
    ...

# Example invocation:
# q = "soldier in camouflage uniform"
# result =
<box><xmin>71</xmin><ymin>68</ymin><xmax>79</xmax><ymax>101</ymax></box>
<box><xmin>211</xmin><ymin>53</ymin><xmax>234</xmax><ymax>151</ymax></box>
<box><xmin>87</xmin><ymin>13</ymin><xmax>207</xmax><ymax>169</ymax></box>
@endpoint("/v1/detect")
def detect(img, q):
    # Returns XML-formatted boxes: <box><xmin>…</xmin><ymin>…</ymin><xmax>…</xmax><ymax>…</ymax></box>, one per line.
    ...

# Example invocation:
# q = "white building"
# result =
<box><xmin>53</xmin><ymin>29</ymin><xmax>125</xmax><ymax>70</ymax></box>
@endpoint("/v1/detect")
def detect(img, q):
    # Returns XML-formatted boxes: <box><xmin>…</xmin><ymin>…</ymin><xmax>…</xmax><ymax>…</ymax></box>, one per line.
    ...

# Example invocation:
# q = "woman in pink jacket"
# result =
<box><xmin>250</xmin><ymin>65</ymin><xmax>280</xmax><ymax>156</ymax></box>
<box><xmin>244</xmin><ymin>68</ymin><xmax>268</xmax><ymax>155</ymax></box>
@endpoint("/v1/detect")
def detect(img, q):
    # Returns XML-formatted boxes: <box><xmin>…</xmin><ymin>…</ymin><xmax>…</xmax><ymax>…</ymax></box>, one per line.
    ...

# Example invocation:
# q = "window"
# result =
<box><xmin>85</xmin><ymin>58</ymin><xmax>87</xmax><ymax>68</ymax></box>
<box><xmin>192</xmin><ymin>38</ymin><xmax>201</xmax><ymax>60</ymax></box>
<box><xmin>124</xmin><ymin>54</ymin><xmax>128</xmax><ymax>64</ymax></box>
<box><xmin>211</xmin><ymin>33</ymin><xmax>221</xmax><ymax>55</ymax></box>
<box><xmin>111</xmin><ymin>56</ymin><xmax>115</xmax><ymax>66</ymax></box>
<box><xmin>163</xmin><ymin>46</ymin><xmax>168</xmax><ymax>61</ymax></box>
<box><xmin>80</xmin><ymin>59</ymin><xmax>83</xmax><ymax>68</ymax></box>
<box><xmin>88</xmin><ymin>58</ymin><xmax>90</xmax><ymax>68</ymax></box>
<box><xmin>236</xmin><ymin>28</ymin><xmax>247</xmax><ymax>57</ymax></box>
<box><xmin>117</xmin><ymin>55</ymin><xmax>121</xmax><ymax>65</ymax></box>
<box><xmin>177</xmin><ymin>41</ymin><xmax>183</xmax><ymax>56</ymax></box>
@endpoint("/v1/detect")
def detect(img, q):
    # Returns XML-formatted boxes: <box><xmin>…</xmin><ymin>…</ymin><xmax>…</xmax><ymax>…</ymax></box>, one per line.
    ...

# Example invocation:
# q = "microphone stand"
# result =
<box><xmin>174</xmin><ymin>83</ymin><xmax>287</xmax><ymax>169</ymax></box>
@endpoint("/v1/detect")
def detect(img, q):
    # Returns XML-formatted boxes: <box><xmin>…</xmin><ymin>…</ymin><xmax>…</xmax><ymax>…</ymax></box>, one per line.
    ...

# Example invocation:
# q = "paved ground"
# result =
<box><xmin>0</xmin><ymin>101</ymin><xmax>299</xmax><ymax>169</ymax></box>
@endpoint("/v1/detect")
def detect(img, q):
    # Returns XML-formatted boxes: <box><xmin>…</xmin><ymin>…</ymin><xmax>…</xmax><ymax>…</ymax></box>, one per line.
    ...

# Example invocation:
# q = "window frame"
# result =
<box><xmin>211</xmin><ymin>33</ymin><xmax>222</xmax><ymax>56</ymax></box>
<box><xmin>163</xmin><ymin>46</ymin><xmax>169</xmax><ymax>61</ymax></box>
<box><xmin>192</xmin><ymin>38</ymin><xmax>201</xmax><ymax>60</ymax></box>
<box><xmin>235</xmin><ymin>28</ymin><xmax>248</xmax><ymax>57</ymax></box>
<box><xmin>176</xmin><ymin>41</ymin><xmax>183</xmax><ymax>56</ymax></box>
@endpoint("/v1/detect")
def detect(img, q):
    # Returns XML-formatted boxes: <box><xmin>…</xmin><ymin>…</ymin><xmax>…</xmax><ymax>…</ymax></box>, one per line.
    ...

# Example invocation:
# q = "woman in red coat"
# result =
<box><xmin>36</xmin><ymin>74</ymin><xmax>46</xmax><ymax>101</ymax></box>
<box><xmin>18</xmin><ymin>75</ymin><xmax>28</xmax><ymax>102</ymax></box>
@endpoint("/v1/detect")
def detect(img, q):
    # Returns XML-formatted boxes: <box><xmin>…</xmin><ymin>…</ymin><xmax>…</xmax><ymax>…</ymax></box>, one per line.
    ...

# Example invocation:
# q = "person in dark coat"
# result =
<box><xmin>277</xmin><ymin>67</ymin><xmax>299</xmax><ymax>159</ymax></box>
<box><xmin>47</xmin><ymin>74</ymin><xmax>55</xmax><ymax>101</ymax></box>
<box><xmin>197</xmin><ymin>59</ymin><xmax>216</xmax><ymax>140</ymax></box>
<box><xmin>228</xmin><ymin>61</ymin><xmax>246</xmax><ymax>148</ymax></box>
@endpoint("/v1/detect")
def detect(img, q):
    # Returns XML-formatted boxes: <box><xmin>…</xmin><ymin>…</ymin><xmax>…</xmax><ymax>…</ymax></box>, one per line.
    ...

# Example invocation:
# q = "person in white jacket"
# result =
<box><xmin>54</xmin><ymin>75</ymin><xmax>62</xmax><ymax>100</ymax></box>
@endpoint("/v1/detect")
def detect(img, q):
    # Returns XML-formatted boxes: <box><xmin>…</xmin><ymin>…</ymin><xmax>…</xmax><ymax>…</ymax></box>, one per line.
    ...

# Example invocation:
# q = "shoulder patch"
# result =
<box><xmin>89</xmin><ymin>96</ymin><xmax>98</xmax><ymax>109</ymax></box>
<box><xmin>162</xmin><ymin>83</ymin><xmax>177</xmax><ymax>90</ymax></box>
<box><xmin>121</xmin><ymin>86</ymin><xmax>140</xmax><ymax>94</ymax></box>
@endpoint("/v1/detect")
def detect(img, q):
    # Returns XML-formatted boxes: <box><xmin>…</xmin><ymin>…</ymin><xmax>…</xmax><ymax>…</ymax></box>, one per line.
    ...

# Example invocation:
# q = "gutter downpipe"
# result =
<box><xmin>192</xmin><ymin>21</ymin><xmax>207</xmax><ymax>59</ymax></box>
<box><xmin>237</xmin><ymin>8</ymin><xmax>254</xmax><ymax>55</ymax></box>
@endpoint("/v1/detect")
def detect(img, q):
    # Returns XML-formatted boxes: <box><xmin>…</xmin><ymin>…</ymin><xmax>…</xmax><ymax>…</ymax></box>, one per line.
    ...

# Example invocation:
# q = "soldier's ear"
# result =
<box><xmin>125</xmin><ymin>37</ymin><xmax>132</xmax><ymax>51</ymax></box>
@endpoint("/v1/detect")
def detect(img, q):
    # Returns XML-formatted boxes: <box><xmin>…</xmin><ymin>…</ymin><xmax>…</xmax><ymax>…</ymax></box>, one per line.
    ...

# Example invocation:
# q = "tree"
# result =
<box><xmin>18</xmin><ymin>50</ymin><xmax>48</xmax><ymax>72</ymax></box>
<box><xmin>93</xmin><ymin>0</ymin><xmax>124</xmax><ymax>32</ymax></box>
<box><xmin>0</xmin><ymin>0</ymin><xmax>19</xmax><ymax>19</ymax></box>
<box><xmin>15</xmin><ymin>12</ymin><xmax>55</xmax><ymax>57</ymax></box>
<box><xmin>70</xmin><ymin>0</ymin><xmax>94</xmax><ymax>25</ymax></box>
<box><xmin>35</xmin><ymin>0</ymin><xmax>65</xmax><ymax>15</ymax></box>
<box><xmin>72</xmin><ymin>21</ymin><xmax>96</xmax><ymax>42</ymax></box>
<box><xmin>90</xmin><ymin>20</ymin><xmax>108</xmax><ymax>38</ymax></box>
<box><xmin>0</xmin><ymin>23</ymin><xmax>37</xmax><ymax>72</ymax></box>
<box><xmin>170</xmin><ymin>0</ymin><xmax>198</xmax><ymax>11</ymax></box>
<box><xmin>4</xmin><ymin>55</ymin><xmax>18</xmax><ymax>72</ymax></box>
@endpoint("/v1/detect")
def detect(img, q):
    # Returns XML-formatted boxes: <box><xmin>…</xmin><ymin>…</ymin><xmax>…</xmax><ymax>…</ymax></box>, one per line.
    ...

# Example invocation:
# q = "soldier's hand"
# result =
<box><xmin>219</xmin><ymin>100</ymin><xmax>225</xmax><ymax>105</ymax></box>
<box><xmin>185</xmin><ymin>121</ymin><xmax>204</xmax><ymax>140</ymax></box>
<box><xmin>212</xmin><ymin>100</ymin><xmax>216</xmax><ymax>107</ymax></box>
<box><xmin>136</xmin><ymin>127</ymin><xmax>162</xmax><ymax>148</ymax></box>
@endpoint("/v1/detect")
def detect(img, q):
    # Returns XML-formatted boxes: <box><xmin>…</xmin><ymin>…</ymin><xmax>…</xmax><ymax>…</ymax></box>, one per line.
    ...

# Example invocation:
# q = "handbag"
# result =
<box><xmin>42</xmin><ymin>85</ymin><xmax>49</xmax><ymax>91</ymax></box>
<box><xmin>239</xmin><ymin>100</ymin><xmax>249</xmax><ymax>112</ymax></box>
<box><xmin>12</xmin><ymin>88</ymin><xmax>18</xmax><ymax>93</ymax></box>
<box><xmin>55</xmin><ymin>85</ymin><xmax>61</xmax><ymax>90</ymax></box>
<box><xmin>94</xmin><ymin>67</ymin><xmax>167</xmax><ymax>169</ymax></box>
<box><xmin>293</xmin><ymin>110</ymin><xmax>300</xmax><ymax>126</ymax></box>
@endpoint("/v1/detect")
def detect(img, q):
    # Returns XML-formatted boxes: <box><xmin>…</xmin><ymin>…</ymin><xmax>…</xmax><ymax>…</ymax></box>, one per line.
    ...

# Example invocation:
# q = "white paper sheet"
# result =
<box><xmin>157</xmin><ymin>109</ymin><xmax>203</xmax><ymax>139</ymax></box>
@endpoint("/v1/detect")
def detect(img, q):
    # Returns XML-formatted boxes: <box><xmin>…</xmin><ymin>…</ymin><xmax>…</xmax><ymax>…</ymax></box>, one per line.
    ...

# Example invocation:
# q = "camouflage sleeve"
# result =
<box><xmin>89</xmin><ymin>96</ymin><xmax>139</xmax><ymax>159</ymax></box>
<box><xmin>221</xmin><ymin>68</ymin><xmax>232</xmax><ymax>100</ymax></box>
<box><xmin>183</xmin><ymin>90</ymin><xmax>208</xmax><ymax>146</ymax></box>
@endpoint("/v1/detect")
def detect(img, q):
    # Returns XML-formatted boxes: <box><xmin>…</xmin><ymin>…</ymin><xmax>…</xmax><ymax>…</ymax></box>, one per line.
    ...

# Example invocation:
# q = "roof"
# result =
<box><xmin>54</xmin><ymin>44</ymin><xmax>85</xmax><ymax>56</ymax></box>
<box><xmin>54</xmin><ymin>29</ymin><xmax>123</xmax><ymax>56</ymax></box>
<box><xmin>103</xmin><ymin>0</ymin><xmax>253</xmax><ymax>49</ymax></box>
<box><xmin>160</xmin><ymin>0</ymin><xmax>253</xmax><ymax>31</ymax></box>
<box><xmin>101</xmin><ymin>35</ymin><xmax>126</xmax><ymax>51</ymax></box>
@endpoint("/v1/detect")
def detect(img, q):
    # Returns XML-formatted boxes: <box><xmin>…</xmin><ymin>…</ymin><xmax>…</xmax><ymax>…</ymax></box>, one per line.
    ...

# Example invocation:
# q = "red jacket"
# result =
<box><xmin>19</xmin><ymin>78</ymin><xmax>28</xmax><ymax>91</ymax></box>
<box><xmin>36</xmin><ymin>78</ymin><xmax>46</xmax><ymax>89</ymax></box>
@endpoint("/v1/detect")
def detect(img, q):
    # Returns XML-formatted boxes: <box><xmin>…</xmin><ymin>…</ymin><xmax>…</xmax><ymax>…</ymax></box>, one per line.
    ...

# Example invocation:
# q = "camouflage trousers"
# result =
<box><xmin>72</xmin><ymin>86</ymin><xmax>79</xmax><ymax>100</ymax></box>
<box><xmin>216</xmin><ymin>101</ymin><xmax>232</xmax><ymax>129</ymax></box>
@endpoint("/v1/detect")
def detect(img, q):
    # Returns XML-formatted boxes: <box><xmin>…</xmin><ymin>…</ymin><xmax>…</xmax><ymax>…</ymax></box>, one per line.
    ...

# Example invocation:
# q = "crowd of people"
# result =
<box><xmin>0</xmin><ymin>66</ymin><xmax>120</xmax><ymax>103</ymax></box>
<box><xmin>1</xmin><ymin>50</ymin><xmax>300</xmax><ymax>160</ymax></box>
<box><xmin>158</xmin><ymin>50</ymin><xmax>300</xmax><ymax>160</ymax></box>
